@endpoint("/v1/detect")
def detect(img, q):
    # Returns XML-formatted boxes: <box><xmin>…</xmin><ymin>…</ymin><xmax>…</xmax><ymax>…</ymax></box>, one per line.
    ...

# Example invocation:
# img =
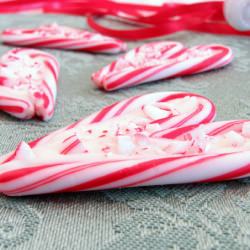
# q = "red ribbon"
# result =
<box><xmin>0</xmin><ymin>0</ymin><xmax>249</xmax><ymax>39</ymax></box>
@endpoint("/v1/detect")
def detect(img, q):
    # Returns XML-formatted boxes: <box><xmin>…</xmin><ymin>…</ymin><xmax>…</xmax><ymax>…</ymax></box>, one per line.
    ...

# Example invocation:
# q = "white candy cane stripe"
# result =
<box><xmin>92</xmin><ymin>41</ymin><xmax>233</xmax><ymax>91</ymax></box>
<box><xmin>0</xmin><ymin>91</ymin><xmax>218</xmax><ymax>196</ymax></box>
<box><xmin>0</xmin><ymin>48</ymin><xmax>59</xmax><ymax>120</ymax></box>
<box><xmin>0</xmin><ymin>23</ymin><xmax>127</xmax><ymax>54</ymax></box>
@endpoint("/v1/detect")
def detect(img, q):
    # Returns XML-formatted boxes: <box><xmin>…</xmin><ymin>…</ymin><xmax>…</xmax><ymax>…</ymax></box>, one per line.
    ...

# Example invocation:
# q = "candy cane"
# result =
<box><xmin>0</xmin><ymin>23</ymin><xmax>127</xmax><ymax>54</ymax></box>
<box><xmin>92</xmin><ymin>41</ymin><xmax>233</xmax><ymax>91</ymax></box>
<box><xmin>2</xmin><ymin>120</ymin><xmax>250</xmax><ymax>196</ymax></box>
<box><xmin>0</xmin><ymin>91</ymin><xmax>217</xmax><ymax>195</ymax></box>
<box><xmin>0</xmin><ymin>48</ymin><xmax>59</xmax><ymax>120</ymax></box>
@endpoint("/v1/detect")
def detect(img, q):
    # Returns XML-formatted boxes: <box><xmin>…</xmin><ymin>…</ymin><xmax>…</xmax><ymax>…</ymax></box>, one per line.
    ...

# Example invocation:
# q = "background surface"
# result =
<box><xmin>0</xmin><ymin>14</ymin><xmax>250</xmax><ymax>250</ymax></box>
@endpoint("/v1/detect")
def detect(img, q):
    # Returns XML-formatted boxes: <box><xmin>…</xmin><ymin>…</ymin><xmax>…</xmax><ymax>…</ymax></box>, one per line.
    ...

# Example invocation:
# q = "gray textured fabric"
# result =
<box><xmin>0</xmin><ymin>14</ymin><xmax>250</xmax><ymax>250</ymax></box>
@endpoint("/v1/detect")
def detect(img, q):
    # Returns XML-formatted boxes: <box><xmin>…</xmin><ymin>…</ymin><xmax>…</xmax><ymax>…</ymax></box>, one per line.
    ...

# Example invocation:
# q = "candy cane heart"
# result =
<box><xmin>92</xmin><ymin>41</ymin><xmax>233</xmax><ymax>91</ymax></box>
<box><xmin>0</xmin><ymin>91</ymin><xmax>216</xmax><ymax>196</ymax></box>
<box><xmin>0</xmin><ymin>23</ymin><xmax>127</xmax><ymax>54</ymax></box>
<box><xmin>0</xmin><ymin>48</ymin><xmax>59</xmax><ymax>120</ymax></box>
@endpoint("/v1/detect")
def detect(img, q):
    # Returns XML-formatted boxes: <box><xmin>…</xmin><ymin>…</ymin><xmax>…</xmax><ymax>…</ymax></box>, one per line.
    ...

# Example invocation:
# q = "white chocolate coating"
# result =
<box><xmin>0</xmin><ymin>92</ymin><xmax>217</xmax><ymax>196</ymax></box>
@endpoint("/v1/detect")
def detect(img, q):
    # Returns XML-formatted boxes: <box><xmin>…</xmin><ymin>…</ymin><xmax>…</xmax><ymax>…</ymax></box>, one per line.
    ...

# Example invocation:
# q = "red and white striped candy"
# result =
<box><xmin>0</xmin><ymin>91</ymin><xmax>216</xmax><ymax>196</ymax></box>
<box><xmin>1</xmin><ymin>23</ymin><xmax>127</xmax><ymax>54</ymax></box>
<box><xmin>0</xmin><ymin>48</ymin><xmax>59</xmax><ymax>120</ymax></box>
<box><xmin>92</xmin><ymin>41</ymin><xmax>233</xmax><ymax>91</ymax></box>
<box><xmin>147</xmin><ymin>119</ymin><xmax>250</xmax><ymax>183</ymax></box>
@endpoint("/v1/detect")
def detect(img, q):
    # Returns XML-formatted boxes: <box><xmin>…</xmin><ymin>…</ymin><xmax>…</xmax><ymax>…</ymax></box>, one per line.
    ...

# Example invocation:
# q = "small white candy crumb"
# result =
<box><xmin>136</xmin><ymin>117</ymin><xmax>149</xmax><ymax>125</ymax></box>
<box><xmin>117</xmin><ymin>136</ymin><xmax>135</xmax><ymax>155</ymax></box>
<box><xmin>243</xmin><ymin>140</ymin><xmax>250</xmax><ymax>151</ymax></box>
<box><xmin>146</xmin><ymin>123</ymin><xmax>162</xmax><ymax>133</ymax></box>
<box><xmin>154</xmin><ymin>102</ymin><xmax>171</xmax><ymax>110</ymax></box>
<box><xmin>106</xmin><ymin>152</ymin><xmax>113</xmax><ymax>158</ymax></box>
<box><xmin>242</xmin><ymin>122</ymin><xmax>250</xmax><ymax>137</ymax></box>
<box><xmin>143</xmin><ymin>105</ymin><xmax>170</xmax><ymax>120</ymax></box>
<box><xmin>127</xmin><ymin>122</ymin><xmax>138</xmax><ymax>130</ymax></box>
<box><xmin>179</xmin><ymin>96</ymin><xmax>198</xmax><ymax>114</ymax></box>
<box><xmin>134</xmin><ymin>134</ymin><xmax>149</xmax><ymax>146</ymax></box>
<box><xmin>15</xmin><ymin>141</ymin><xmax>36</xmax><ymax>161</ymax></box>
<box><xmin>165</xmin><ymin>140</ymin><xmax>191</xmax><ymax>155</ymax></box>
<box><xmin>224</xmin><ymin>131</ymin><xmax>245</xmax><ymax>147</ymax></box>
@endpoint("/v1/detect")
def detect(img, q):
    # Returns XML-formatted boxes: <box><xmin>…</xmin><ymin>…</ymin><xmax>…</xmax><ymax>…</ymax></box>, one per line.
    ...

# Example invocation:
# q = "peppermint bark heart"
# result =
<box><xmin>92</xmin><ymin>41</ymin><xmax>233</xmax><ymax>91</ymax></box>
<box><xmin>1</xmin><ymin>23</ymin><xmax>127</xmax><ymax>54</ymax></box>
<box><xmin>0</xmin><ymin>92</ymin><xmax>216</xmax><ymax>195</ymax></box>
<box><xmin>0</xmin><ymin>48</ymin><xmax>59</xmax><ymax>120</ymax></box>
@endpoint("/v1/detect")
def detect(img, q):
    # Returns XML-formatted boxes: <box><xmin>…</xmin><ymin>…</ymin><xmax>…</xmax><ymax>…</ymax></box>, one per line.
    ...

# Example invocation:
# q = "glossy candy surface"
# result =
<box><xmin>92</xmin><ymin>42</ymin><xmax>233</xmax><ymax>91</ymax></box>
<box><xmin>1</xmin><ymin>23</ymin><xmax>127</xmax><ymax>54</ymax></box>
<box><xmin>0</xmin><ymin>92</ymin><xmax>216</xmax><ymax>195</ymax></box>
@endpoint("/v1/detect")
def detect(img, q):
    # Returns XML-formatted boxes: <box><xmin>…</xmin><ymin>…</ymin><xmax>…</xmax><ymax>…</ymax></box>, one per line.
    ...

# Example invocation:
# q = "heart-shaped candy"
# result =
<box><xmin>0</xmin><ymin>92</ymin><xmax>216</xmax><ymax>195</ymax></box>
<box><xmin>0</xmin><ymin>48</ymin><xmax>59</xmax><ymax>120</ymax></box>
<box><xmin>92</xmin><ymin>41</ymin><xmax>233</xmax><ymax>91</ymax></box>
<box><xmin>1</xmin><ymin>23</ymin><xmax>127</xmax><ymax>54</ymax></box>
